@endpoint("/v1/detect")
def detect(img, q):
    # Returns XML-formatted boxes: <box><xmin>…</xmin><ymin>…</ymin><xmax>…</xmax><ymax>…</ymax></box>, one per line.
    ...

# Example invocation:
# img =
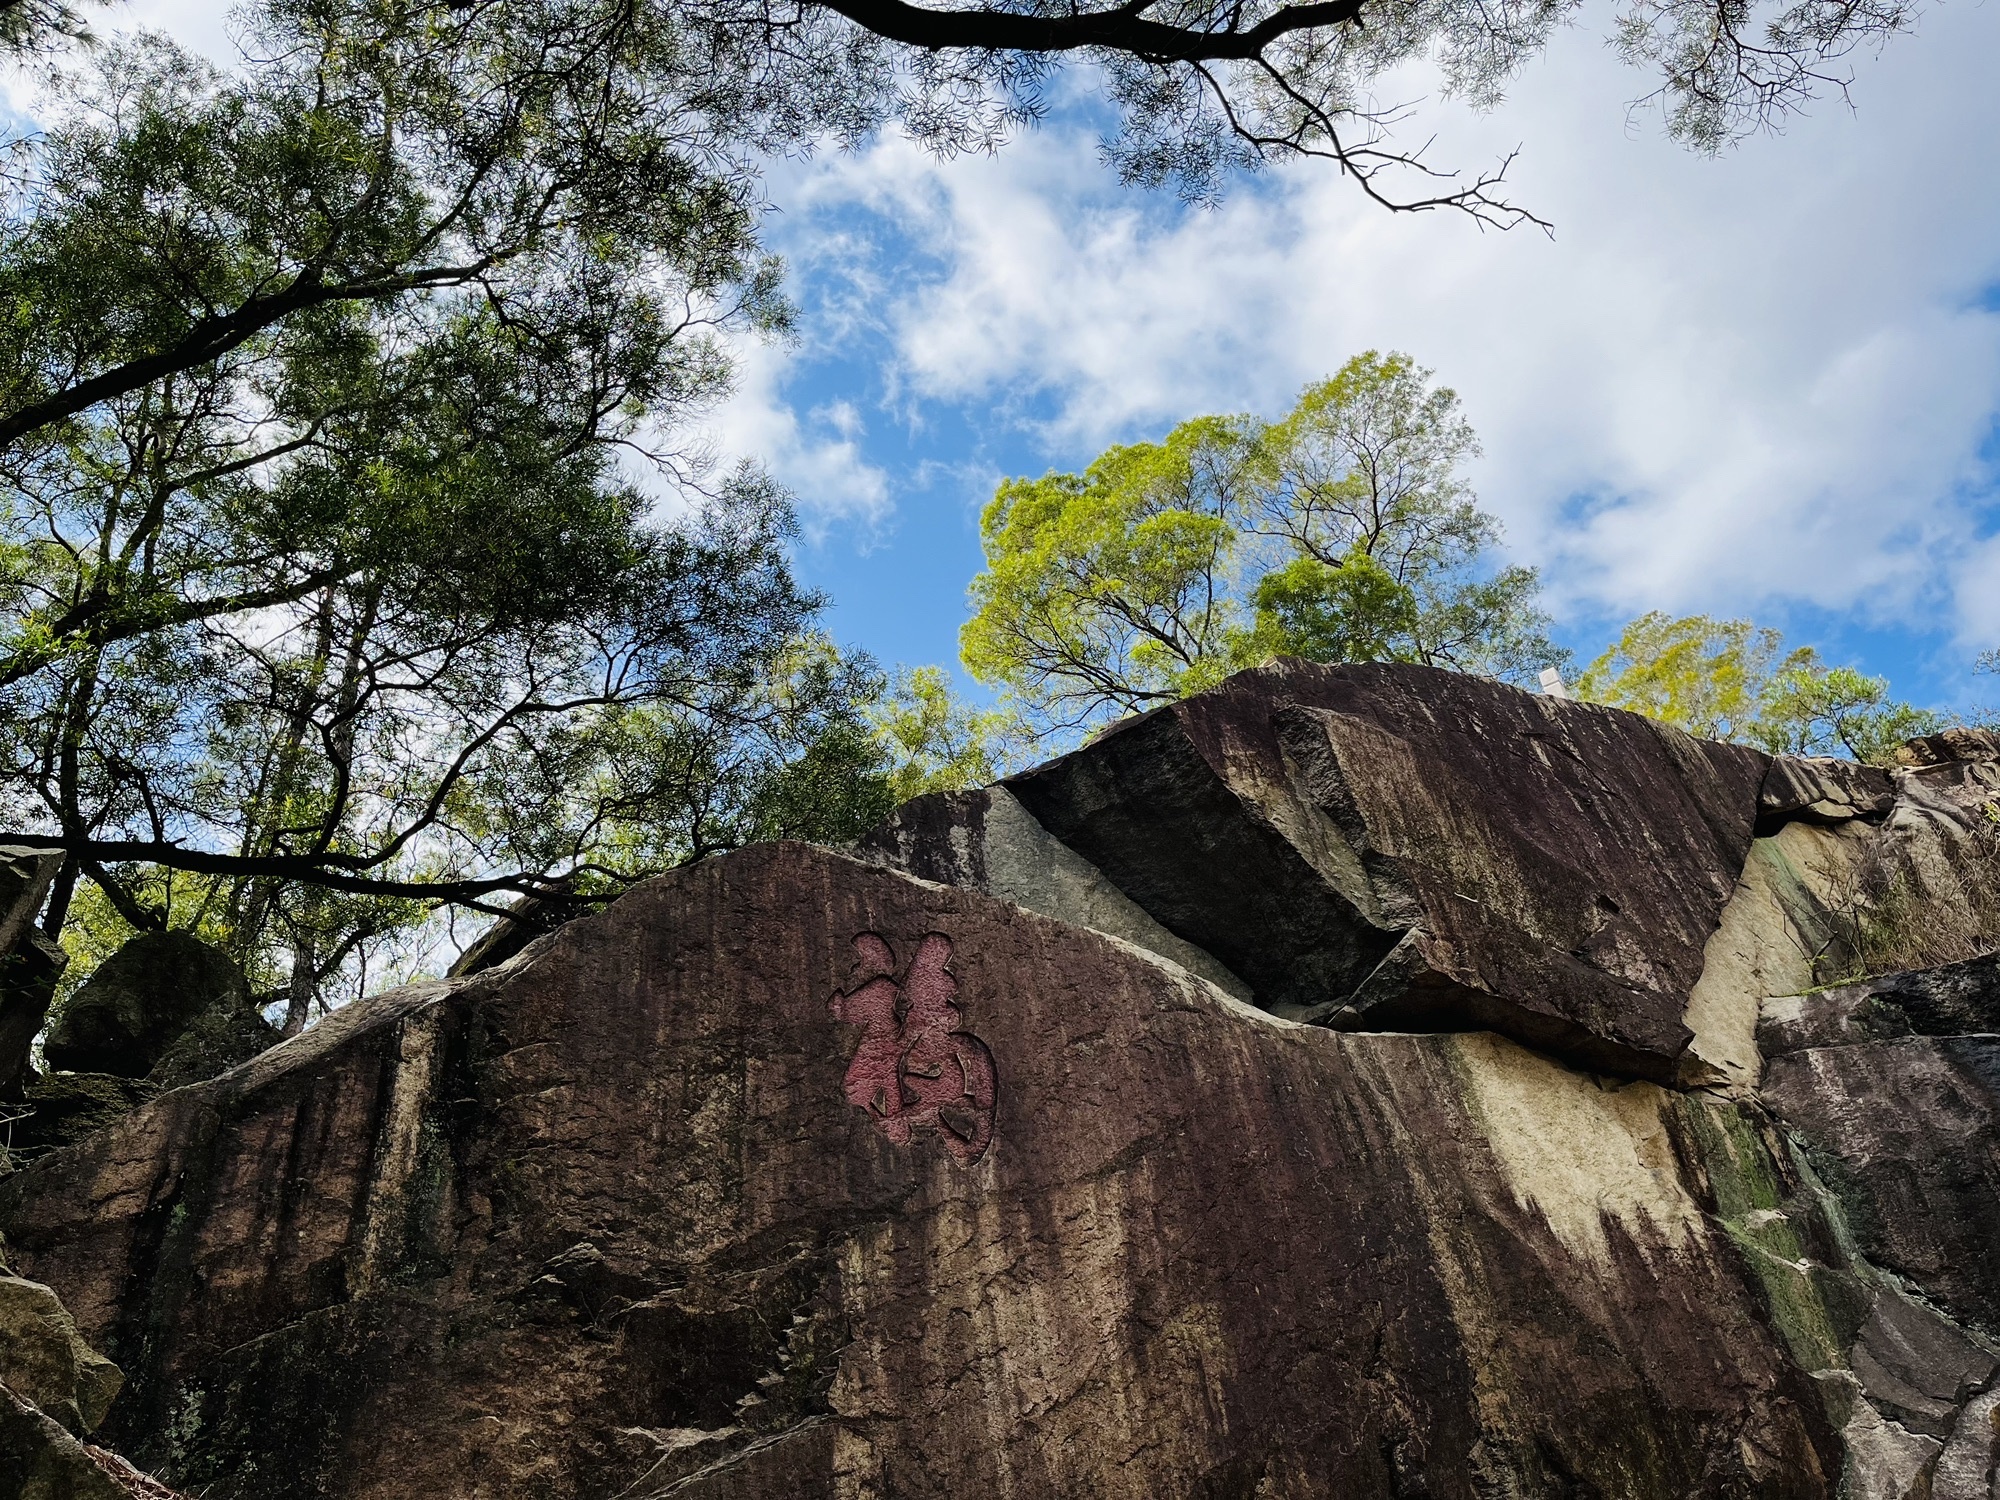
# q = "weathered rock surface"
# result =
<box><xmin>41</xmin><ymin>931</ymin><xmax>264</xmax><ymax>1083</ymax></box>
<box><xmin>1758</xmin><ymin>755</ymin><xmax>1896</xmax><ymax>828</ymax></box>
<box><xmin>445</xmin><ymin>885</ymin><xmax>598</xmax><ymax>979</ymax></box>
<box><xmin>1898</xmin><ymin>726</ymin><xmax>2000</xmax><ymax>768</ymax></box>
<box><xmin>1760</xmin><ymin>952</ymin><xmax>2000</xmax><ymax>1340</ymax></box>
<box><xmin>0</xmin><ymin>662</ymin><xmax>1994</xmax><ymax>1499</ymax></box>
<box><xmin>852</xmin><ymin>783</ymin><xmax>1250</xmax><ymax>997</ymax></box>
<box><xmin>0</xmin><ymin>1273</ymin><xmax>123</xmax><ymax>1436</ymax></box>
<box><xmin>5</xmin><ymin>1075</ymin><xmax>157</xmax><ymax>1163</ymax></box>
<box><xmin>1004</xmin><ymin>659</ymin><xmax>1770</xmax><ymax>1080</ymax></box>
<box><xmin>0</xmin><ymin>1247</ymin><xmax>185</xmax><ymax>1499</ymax></box>
<box><xmin>1760</xmin><ymin>951</ymin><xmax>2000</xmax><ymax>1053</ymax></box>
<box><xmin>0</xmin><ymin>844</ymin><xmax>1874</xmax><ymax>1497</ymax></box>
<box><xmin>0</xmin><ymin>1382</ymin><xmax>174</xmax><ymax>1500</ymax></box>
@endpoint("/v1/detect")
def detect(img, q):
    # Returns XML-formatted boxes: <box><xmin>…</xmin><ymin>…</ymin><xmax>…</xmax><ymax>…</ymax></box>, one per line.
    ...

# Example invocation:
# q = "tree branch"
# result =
<box><xmin>1</xmin><ymin>831</ymin><xmax>594</xmax><ymax>909</ymax></box>
<box><xmin>808</xmin><ymin>0</ymin><xmax>1363</xmax><ymax>60</ymax></box>
<box><xmin>0</xmin><ymin>257</ymin><xmax>498</xmax><ymax>453</ymax></box>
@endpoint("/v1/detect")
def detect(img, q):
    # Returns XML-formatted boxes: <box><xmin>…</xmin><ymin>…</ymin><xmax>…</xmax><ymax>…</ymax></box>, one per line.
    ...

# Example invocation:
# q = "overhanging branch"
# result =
<box><xmin>0</xmin><ymin>831</ymin><xmax>608</xmax><ymax>910</ymax></box>
<box><xmin>807</xmin><ymin>0</ymin><xmax>1364</xmax><ymax>60</ymax></box>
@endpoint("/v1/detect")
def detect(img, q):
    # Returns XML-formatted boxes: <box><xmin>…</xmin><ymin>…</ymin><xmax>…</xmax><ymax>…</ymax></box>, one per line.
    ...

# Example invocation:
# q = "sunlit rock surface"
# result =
<box><xmin>0</xmin><ymin>661</ymin><xmax>1995</xmax><ymax>1499</ymax></box>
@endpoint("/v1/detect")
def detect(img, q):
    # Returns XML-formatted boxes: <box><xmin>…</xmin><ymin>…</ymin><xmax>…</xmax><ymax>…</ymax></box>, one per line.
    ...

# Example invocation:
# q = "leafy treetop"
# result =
<box><xmin>961</xmin><ymin>351</ymin><xmax>1564</xmax><ymax>737</ymax></box>
<box><xmin>1576</xmin><ymin>611</ymin><xmax>1944</xmax><ymax>765</ymax></box>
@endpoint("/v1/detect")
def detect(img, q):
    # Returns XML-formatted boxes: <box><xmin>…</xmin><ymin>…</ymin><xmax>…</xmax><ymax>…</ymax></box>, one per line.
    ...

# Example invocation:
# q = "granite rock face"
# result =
<box><xmin>0</xmin><ymin>1252</ymin><xmax>185</xmax><ymax>1499</ymax></box>
<box><xmin>852</xmin><ymin>783</ymin><xmax>1250</xmax><ymax>998</ymax></box>
<box><xmin>1757</xmin><ymin>755</ymin><xmax>1896</xmax><ymax>829</ymax></box>
<box><xmin>0</xmin><ymin>847</ymin><xmax>1855</xmax><ymax>1498</ymax></box>
<box><xmin>0</xmin><ymin>662</ymin><xmax>1996</xmax><ymax>1500</ymax></box>
<box><xmin>1004</xmin><ymin>660</ymin><xmax>1770</xmax><ymax>1080</ymax></box>
<box><xmin>1760</xmin><ymin>952</ymin><xmax>2000</xmax><ymax>1339</ymax></box>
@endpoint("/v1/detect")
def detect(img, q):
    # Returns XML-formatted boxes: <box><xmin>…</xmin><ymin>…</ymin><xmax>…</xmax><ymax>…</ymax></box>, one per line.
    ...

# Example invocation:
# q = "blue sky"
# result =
<box><xmin>696</xmin><ymin>4</ymin><xmax>2000</xmax><ymax>721</ymax></box>
<box><xmin>50</xmin><ymin>0</ymin><xmax>2000</xmax><ymax>725</ymax></box>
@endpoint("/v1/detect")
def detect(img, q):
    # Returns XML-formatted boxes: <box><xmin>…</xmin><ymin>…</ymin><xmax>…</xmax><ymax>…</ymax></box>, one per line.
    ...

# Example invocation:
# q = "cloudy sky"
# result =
<box><xmin>711</xmin><ymin>0</ymin><xmax>2000</xmax><ymax>715</ymax></box>
<box><xmin>56</xmin><ymin>0</ymin><xmax>2000</xmax><ymax>716</ymax></box>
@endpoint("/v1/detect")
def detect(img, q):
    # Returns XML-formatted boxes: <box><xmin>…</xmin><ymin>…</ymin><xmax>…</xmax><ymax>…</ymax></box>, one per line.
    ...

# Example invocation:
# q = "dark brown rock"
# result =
<box><xmin>5</xmin><ymin>1074</ymin><xmax>157</xmax><ymax>1162</ymax></box>
<box><xmin>1758</xmin><ymin>756</ymin><xmax>1895</xmax><ymax>829</ymax></box>
<box><xmin>853</xmin><ymin>784</ymin><xmax>1250</xmax><ymax>997</ymax></box>
<box><xmin>445</xmin><ymin>885</ymin><xmax>597</xmax><ymax>979</ymax></box>
<box><xmin>1761</xmin><ymin>1030</ymin><xmax>2000</xmax><ymax>1335</ymax></box>
<box><xmin>0</xmin><ymin>846</ymin><xmax>68</xmax><ymax>1100</ymax></box>
<box><xmin>42</xmin><ymin>932</ymin><xmax>254</xmax><ymax>1081</ymax></box>
<box><xmin>0</xmin><ymin>1383</ymin><xmax>189</xmax><ymax>1499</ymax></box>
<box><xmin>1759</xmin><ymin>951</ymin><xmax>2000</xmax><ymax>1054</ymax></box>
<box><xmin>0</xmin><ymin>844</ymin><xmax>1850</xmax><ymax>1499</ymax></box>
<box><xmin>1004</xmin><ymin>659</ymin><xmax>1770</xmax><ymax>1081</ymax></box>
<box><xmin>0</xmin><ymin>1251</ymin><xmax>184</xmax><ymax>1499</ymax></box>
<box><xmin>1756</xmin><ymin>949</ymin><xmax>2000</xmax><ymax>1342</ymax></box>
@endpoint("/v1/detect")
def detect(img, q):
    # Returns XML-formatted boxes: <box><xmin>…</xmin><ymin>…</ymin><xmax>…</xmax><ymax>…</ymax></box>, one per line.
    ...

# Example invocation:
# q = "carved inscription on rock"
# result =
<box><xmin>829</xmin><ymin>932</ymin><xmax>997</xmax><ymax>1164</ymax></box>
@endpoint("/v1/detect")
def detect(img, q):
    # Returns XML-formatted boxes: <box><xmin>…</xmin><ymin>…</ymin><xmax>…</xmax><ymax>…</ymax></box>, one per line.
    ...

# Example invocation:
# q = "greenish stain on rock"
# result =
<box><xmin>1678</xmin><ymin>1097</ymin><xmax>1869</xmax><ymax>1379</ymax></box>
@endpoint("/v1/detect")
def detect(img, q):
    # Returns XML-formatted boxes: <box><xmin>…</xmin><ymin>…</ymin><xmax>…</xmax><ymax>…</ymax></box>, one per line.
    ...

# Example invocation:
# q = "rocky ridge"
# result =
<box><xmin>0</xmin><ymin>659</ymin><xmax>1995</xmax><ymax>1498</ymax></box>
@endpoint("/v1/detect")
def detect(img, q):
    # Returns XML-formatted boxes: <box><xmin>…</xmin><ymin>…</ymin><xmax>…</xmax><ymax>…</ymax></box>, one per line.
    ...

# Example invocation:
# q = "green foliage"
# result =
<box><xmin>1750</xmin><ymin>657</ymin><xmax>1943</xmax><ymax>764</ymax></box>
<box><xmin>867</xmin><ymin>667</ymin><xmax>1026</xmax><ymax>804</ymax></box>
<box><xmin>962</xmin><ymin>353</ymin><xmax>1563</xmax><ymax>737</ymax></box>
<box><xmin>0</xmin><ymin>20</ymin><xmax>854</xmax><ymax>1015</ymax></box>
<box><xmin>0</xmin><ymin>5</ymin><xmax>780</xmax><ymax>456</ymax></box>
<box><xmin>0</xmin><ymin>0</ymin><xmax>100</xmax><ymax>54</ymax></box>
<box><xmin>1577</xmin><ymin>612</ymin><xmax>1941</xmax><ymax>765</ymax></box>
<box><xmin>961</xmin><ymin>417</ymin><xmax>1255</xmax><ymax>729</ymax></box>
<box><xmin>1575</xmin><ymin>613</ymin><xmax>1792</xmax><ymax>740</ymax></box>
<box><xmin>1248</xmin><ymin>553</ymin><xmax>1418</xmax><ymax>666</ymax></box>
<box><xmin>570</xmin><ymin>635</ymin><xmax>901</xmax><ymax>875</ymax></box>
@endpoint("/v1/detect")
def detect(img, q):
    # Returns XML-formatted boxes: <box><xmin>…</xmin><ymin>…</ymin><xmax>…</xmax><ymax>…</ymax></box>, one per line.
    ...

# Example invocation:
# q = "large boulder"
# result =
<box><xmin>0</xmin><ymin>663</ymin><xmax>1995</xmax><ymax>1500</ymax></box>
<box><xmin>41</xmin><ymin>933</ymin><xmax>261</xmax><ymax>1083</ymax></box>
<box><xmin>1000</xmin><ymin>659</ymin><xmax>1771</xmax><ymax>1080</ymax></box>
<box><xmin>0</xmin><ymin>841</ymin><xmax>1991</xmax><ymax>1499</ymax></box>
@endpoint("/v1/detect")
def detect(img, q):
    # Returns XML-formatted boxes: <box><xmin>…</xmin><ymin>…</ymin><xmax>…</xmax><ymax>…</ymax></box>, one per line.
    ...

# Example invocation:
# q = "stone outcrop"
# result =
<box><xmin>0</xmin><ymin>848</ymin><xmax>1858</xmax><ymax>1497</ymax></box>
<box><xmin>1759</xmin><ymin>952</ymin><xmax>2000</xmax><ymax>1338</ymax></box>
<box><xmin>42</xmin><ymin>931</ymin><xmax>269</xmax><ymax>1086</ymax></box>
<box><xmin>1899</xmin><ymin>726</ymin><xmax>2000</xmax><ymax>768</ymax></box>
<box><xmin>1758</xmin><ymin>755</ymin><xmax>1896</xmax><ymax>828</ymax></box>
<box><xmin>1003</xmin><ymin>660</ymin><xmax>1770</xmax><ymax>1080</ymax></box>
<box><xmin>0</xmin><ymin>1245</ymin><xmax>184</xmax><ymax>1499</ymax></box>
<box><xmin>445</xmin><ymin>885</ymin><xmax>597</xmax><ymax>980</ymax></box>
<box><xmin>0</xmin><ymin>662</ymin><xmax>1994</xmax><ymax>1499</ymax></box>
<box><xmin>853</xmin><ymin>783</ymin><xmax>1250</xmax><ymax>997</ymax></box>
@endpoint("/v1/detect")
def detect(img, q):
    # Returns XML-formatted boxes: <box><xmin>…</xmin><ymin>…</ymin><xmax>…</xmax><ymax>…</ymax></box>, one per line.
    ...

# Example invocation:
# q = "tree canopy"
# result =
<box><xmin>962</xmin><ymin>352</ymin><xmax>1563</xmax><ymax>735</ymax></box>
<box><xmin>1575</xmin><ymin>611</ymin><xmax>1943</xmax><ymax>765</ymax></box>
<box><xmin>0</xmin><ymin>22</ymin><xmax>891</xmax><ymax>1019</ymax></box>
<box><xmin>0</xmin><ymin>0</ymin><xmax>1961</xmax><ymax>1033</ymax></box>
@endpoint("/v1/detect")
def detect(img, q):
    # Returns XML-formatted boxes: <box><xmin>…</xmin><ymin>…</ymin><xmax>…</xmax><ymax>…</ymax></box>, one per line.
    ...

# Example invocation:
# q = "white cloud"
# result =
<box><xmin>750</xmin><ymin>1</ymin><xmax>2000</xmax><ymax>644</ymax></box>
<box><xmin>707</xmin><ymin>339</ymin><xmax>895</xmax><ymax>536</ymax></box>
<box><xmin>29</xmin><ymin>0</ymin><xmax>2000</xmax><ymax>655</ymax></box>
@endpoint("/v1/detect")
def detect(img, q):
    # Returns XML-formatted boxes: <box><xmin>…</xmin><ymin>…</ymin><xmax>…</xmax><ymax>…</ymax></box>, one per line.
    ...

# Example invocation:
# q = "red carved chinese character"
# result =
<box><xmin>829</xmin><ymin>932</ymin><xmax>996</xmax><ymax>1164</ymax></box>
